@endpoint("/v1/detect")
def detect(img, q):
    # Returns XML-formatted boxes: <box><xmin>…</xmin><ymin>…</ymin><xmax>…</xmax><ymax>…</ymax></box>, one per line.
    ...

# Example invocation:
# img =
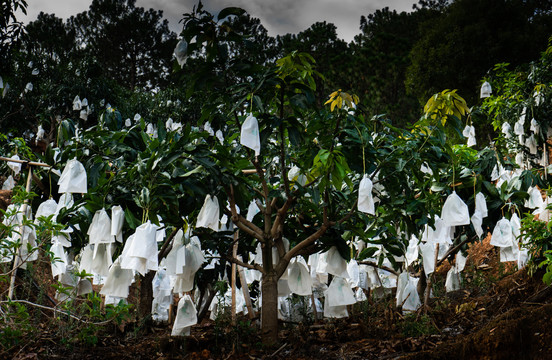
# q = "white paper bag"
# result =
<box><xmin>445</xmin><ymin>268</ymin><xmax>461</xmax><ymax>292</ymax></box>
<box><xmin>475</xmin><ymin>192</ymin><xmax>488</xmax><ymax>218</ymax></box>
<box><xmin>463</xmin><ymin>125</ymin><xmax>476</xmax><ymax>147</ymax></box>
<box><xmin>246</xmin><ymin>200</ymin><xmax>260</xmax><ymax>222</ymax></box>
<box><xmin>35</xmin><ymin>199</ymin><xmax>58</xmax><ymax>222</ymax></box>
<box><xmin>405</xmin><ymin>235</ymin><xmax>419</xmax><ymax>266</ymax></box>
<box><xmin>7</xmin><ymin>155</ymin><xmax>21</xmax><ymax>174</ymax></box>
<box><xmin>100</xmin><ymin>257</ymin><xmax>135</xmax><ymax>298</ymax></box>
<box><xmin>455</xmin><ymin>251</ymin><xmax>467</xmax><ymax>272</ymax></box>
<box><xmin>419</xmin><ymin>242</ymin><xmax>436</xmax><ymax>275</ymax></box>
<box><xmin>323</xmin><ymin>246</ymin><xmax>349</xmax><ymax>278</ymax></box>
<box><xmin>510</xmin><ymin>213</ymin><xmax>521</xmax><ymax>240</ymax></box>
<box><xmin>128</xmin><ymin>221</ymin><xmax>158</xmax><ymax>261</ymax></box>
<box><xmin>501</xmin><ymin>122</ymin><xmax>511</xmax><ymax>138</ymax></box>
<box><xmin>240</xmin><ymin>114</ymin><xmax>260</xmax><ymax>156</ymax></box>
<box><xmin>174</xmin><ymin>39</ymin><xmax>188</xmax><ymax>67</ymax></box>
<box><xmin>525</xmin><ymin>187</ymin><xmax>544</xmax><ymax>209</ymax></box>
<box><xmin>514</xmin><ymin>119</ymin><xmax>524</xmax><ymax>136</ymax></box>
<box><xmin>196</xmin><ymin>195</ymin><xmax>220</xmax><ymax>231</ymax></box>
<box><xmin>58</xmin><ymin>159</ymin><xmax>87</xmax><ymax>194</ymax></box>
<box><xmin>402</xmin><ymin>276</ymin><xmax>422</xmax><ymax>313</ymax></box>
<box><xmin>480</xmin><ymin>81</ymin><xmax>492</xmax><ymax>98</ymax></box>
<box><xmin>395</xmin><ymin>272</ymin><xmax>408</xmax><ymax>307</ymax></box>
<box><xmin>441</xmin><ymin>191</ymin><xmax>470</xmax><ymax>227</ymax></box>
<box><xmin>88</xmin><ymin>209</ymin><xmax>113</xmax><ymax>248</ymax></box>
<box><xmin>50</xmin><ymin>241</ymin><xmax>68</xmax><ymax>278</ymax></box>
<box><xmin>518</xmin><ymin>248</ymin><xmax>529</xmax><ymax>269</ymax></box>
<box><xmin>171</xmin><ymin>295</ymin><xmax>197</xmax><ymax>336</ymax></box>
<box><xmin>288</xmin><ymin>260</ymin><xmax>313</xmax><ymax>296</ymax></box>
<box><xmin>500</xmin><ymin>244</ymin><xmax>519</xmax><ymax>262</ymax></box>
<box><xmin>422</xmin><ymin>215</ymin><xmax>452</xmax><ymax>245</ymax></box>
<box><xmin>471</xmin><ymin>210</ymin><xmax>484</xmax><ymax>238</ymax></box>
<box><xmin>346</xmin><ymin>260</ymin><xmax>360</xmax><ymax>288</ymax></box>
<box><xmin>120</xmin><ymin>222</ymin><xmax>159</xmax><ymax>275</ymax></box>
<box><xmin>358</xmin><ymin>174</ymin><xmax>375</xmax><ymax>215</ymax></box>
<box><xmin>323</xmin><ymin>302</ymin><xmax>348</xmax><ymax>318</ymax></box>
<box><xmin>530</xmin><ymin>118</ymin><xmax>540</xmax><ymax>134</ymax></box>
<box><xmin>111</xmin><ymin>206</ymin><xmax>125</xmax><ymax>242</ymax></box>
<box><xmin>2</xmin><ymin>175</ymin><xmax>15</xmax><ymax>190</ymax></box>
<box><xmin>490</xmin><ymin>218</ymin><xmax>514</xmax><ymax>248</ymax></box>
<box><xmin>326</xmin><ymin>276</ymin><xmax>356</xmax><ymax>306</ymax></box>
<box><xmin>526</xmin><ymin>134</ymin><xmax>537</xmax><ymax>155</ymax></box>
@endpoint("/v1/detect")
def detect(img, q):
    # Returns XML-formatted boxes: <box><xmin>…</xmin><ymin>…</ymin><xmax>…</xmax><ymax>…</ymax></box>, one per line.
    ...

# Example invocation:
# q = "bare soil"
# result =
<box><xmin>3</xmin><ymin>233</ymin><xmax>552</xmax><ymax>360</ymax></box>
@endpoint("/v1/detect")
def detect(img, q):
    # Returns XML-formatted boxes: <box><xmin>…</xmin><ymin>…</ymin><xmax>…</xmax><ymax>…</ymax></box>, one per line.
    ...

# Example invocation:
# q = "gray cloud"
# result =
<box><xmin>19</xmin><ymin>0</ymin><xmax>415</xmax><ymax>42</ymax></box>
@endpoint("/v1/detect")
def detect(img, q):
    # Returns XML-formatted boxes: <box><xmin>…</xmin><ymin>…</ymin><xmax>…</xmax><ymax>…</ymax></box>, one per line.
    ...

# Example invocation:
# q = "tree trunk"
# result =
<box><xmin>261</xmin><ymin>272</ymin><xmax>279</xmax><ymax>345</ymax></box>
<box><xmin>139</xmin><ymin>272</ymin><xmax>155</xmax><ymax>319</ymax></box>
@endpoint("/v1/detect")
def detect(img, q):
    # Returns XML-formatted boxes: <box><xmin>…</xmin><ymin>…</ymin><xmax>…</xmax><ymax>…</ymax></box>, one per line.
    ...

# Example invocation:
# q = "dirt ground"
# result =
<box><xmin>3</xmin><ymin>232</ymin><xmax>552</xmax><ymax>360</ymax></box>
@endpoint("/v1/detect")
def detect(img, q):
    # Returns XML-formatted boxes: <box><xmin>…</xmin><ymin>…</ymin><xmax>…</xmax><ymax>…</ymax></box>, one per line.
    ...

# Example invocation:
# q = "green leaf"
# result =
<box><xmin>124</xmin><ymin>208</ymin><xmax>140</xmax><ymax>229</ymax></box>
<box><xmin>358</xmin><ymin>247</ymin><xmax>378</xmax><ymax>260</ymax></box>
<box><xmin>288</xmin><ymin>126</ymin><xmax>302</xmax><ymax>147</ymax></box>
<box><xmin>173</xmin><ymin>165</ymin><xmax>203</xmax><ymax>178</ymax></box>
<box><xmin>139</xmin><ymin>187</ymin><xmax>150</xmax><ymax>207</ymax></box>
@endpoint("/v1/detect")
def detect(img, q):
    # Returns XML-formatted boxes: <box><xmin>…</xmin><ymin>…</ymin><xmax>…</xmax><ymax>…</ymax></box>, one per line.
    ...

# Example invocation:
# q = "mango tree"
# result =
<box><xmin>176</xmin><ymin>5</ymin><xmax>481</xmax><ymax>344</ymax></box>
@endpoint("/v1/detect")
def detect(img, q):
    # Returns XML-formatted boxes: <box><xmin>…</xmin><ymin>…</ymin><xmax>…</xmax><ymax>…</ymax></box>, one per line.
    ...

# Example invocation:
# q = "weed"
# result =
<box><xmin>399</xmin><ymin>313</ymin><xmax>437</xmax><ymax>337</ymax></box>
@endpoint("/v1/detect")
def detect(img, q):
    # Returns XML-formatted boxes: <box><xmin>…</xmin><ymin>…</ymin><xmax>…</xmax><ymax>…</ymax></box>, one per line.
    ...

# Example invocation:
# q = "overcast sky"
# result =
<box><xmin>18</xmin><ymin>0</ymin><xmax>416</xmax><ymax>42</ymax></box>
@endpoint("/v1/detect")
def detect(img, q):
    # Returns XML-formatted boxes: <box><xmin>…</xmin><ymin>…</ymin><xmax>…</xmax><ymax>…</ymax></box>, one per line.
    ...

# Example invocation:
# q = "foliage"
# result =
<box><xmin>4</xmin><ymin>0</ymin><xmax>552</xmax><ymax>348</ymax></box>
<box><xmin>69</xmin><ymin>0</ymin><xmax>177</xmax><ymax>90</ymax></box>
<box><xmin>0</xmin><ymin>302</ymin><xmax>33</xmax><ymax>349</ymax></box>
<box><xmin>0</xmin><ymin>149</ymin><xmax>133</xmax><ymax>349</ymax></box>
<box><xmin>406</xmin><ymin>0</ymin><xmax>552</xmax><ymax>117</ymax></box>
<box><xmin>351</xmin><ymin>6</ymin><xmax>437</xmax><ymax>127</ymax></box>
<box><xmin>399</xmin><ymin>313</ymin><xmax>437</xmax><ymax>337</ymax></box>
<box><xmin>1</xmin><ymin>0</ymin><xmax>179</xmax><ymax>136</ymax></box>
<box><xmin>475</xmin><ymin>37</ymin><xmax>552</xmax><ymax>285</ymax></box>
<box><xmin>0</xmin><ymin>0</ymin><xmax>27</xmax><ymax>73</ymax></box>
<box><xmin>539</xmin><ymin>250</ymin><xmax>552</xmax><ymax>285</ymax></box>
<box><xmin>277</xmin><ymin>21</ymin><xmax>348</xmax><ymax>106</ymax></box>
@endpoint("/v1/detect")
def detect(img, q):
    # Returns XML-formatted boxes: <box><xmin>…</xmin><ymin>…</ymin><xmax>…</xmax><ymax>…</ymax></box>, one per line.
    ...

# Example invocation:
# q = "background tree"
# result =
<box><xmin>406</xmin><ymin>0</ymin><xmax>552</xmax><ymax>108</ymax></box>
<box><xmin>0</xmin><ymin>0</ymin><xmax>27</xmax><ymax>74</ymax></box>
<box><xmin>277</xmin><ymin>22</ymin><xmax>349</xmax><ymax>106</ymax></box>
<box><xmin>348</xmin><ymin>7</ymin><xmax>429</xmax><ymax>127</ymax></box>
<box><xmin>0</xmin><ymin>11</ymin><xmax>122</xmax><ymax>140</ymax></box>
<box><xmin>69</xmin><ymin>0</ymin><xmax>177</xmax><ymax>90</ymax></box>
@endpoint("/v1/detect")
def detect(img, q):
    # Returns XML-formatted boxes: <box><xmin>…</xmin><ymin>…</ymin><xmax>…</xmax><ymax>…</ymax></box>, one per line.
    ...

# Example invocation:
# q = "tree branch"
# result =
<box><xmin>233</xmin><ymin>217</ymin><xmax>264</xmax><ymax>242</ymax></box>
<box><xmin>255</xmin><ymin>198</ymin><xmax>265</xmax><ymax>214</ymax></box>
<box><xmin>279</xmin><ymin>223</ymin><xmax>331</xmax><ymax>276</ymax></box>
<box><xmin>1</xmin><ymin>300</ymin><xmax>114</xmax><ymax>326</ymax></box>
<box><xmin>252</xmin><ymin>158</ymin><xmax>272</xmax><ymax>236</ymax></box>
<box><xmin>279</xmin><ymin>125</ymin><xmax>291</xmax><ymax>199</ymax></box>
<box><xmin>278</xmin><ymin>86</ymin><xmax>291</xmax><ymax>201</ymax></box>
<box><xmin>357</xmin><ymin>261</ymin><xmax>398</xmax><ymax>276</ymax></box>
<box><xmin>436</xmin><ymin>233</ymin><xmax>475</xmax><ymax>267</ymax></box>
<box><xmin>157</xmin><ymin>227</ymin><xmax>179</xmax><ymax>263</ymax></box>
<box><xmin>224</xmin><ymin>255</ymin><xmax>265</xmax><ymax>274</ymax></box>
<box><xmin>227</xmin><ymin>185</ymin><xmax>264</xmax><ymax>241</ymax></box>
<box><xmin>271</xmin><ymin>197</ymin><xmax>294</xmax><ymax>239</ymax></box>
<box><xmin>332</xmin><ymin>199</ymin><xmax>358</xmax><ymax>226</ymax></box>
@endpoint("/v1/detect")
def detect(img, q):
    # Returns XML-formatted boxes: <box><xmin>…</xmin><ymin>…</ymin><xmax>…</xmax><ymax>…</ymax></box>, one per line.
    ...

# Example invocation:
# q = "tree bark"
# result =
<box><xmin>139</xmin><ymin>272</ymin><xmax>155</xmax><ymax>319</ymax></box>
<box><xmin>261</xmin><ymin>272</ymin><xmax>279</xmax><ymax>345</ymax></box>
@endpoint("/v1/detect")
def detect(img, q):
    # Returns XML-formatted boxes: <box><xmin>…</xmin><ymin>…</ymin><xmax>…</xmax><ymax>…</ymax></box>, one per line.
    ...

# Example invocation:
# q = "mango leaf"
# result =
<box><xmin>124</xmin><ymin>208</ymin><xmax>141</xmax><ymax>230</ymax></box>
<box><xmin>173</xmin><ymin>165</ymin><xmax>203</xmax><ymax>178</ymax></box>
<box><xmin>288</xmin><ymin>126</ymin><xmax>302</xmax><ymax>147</ymax></box>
